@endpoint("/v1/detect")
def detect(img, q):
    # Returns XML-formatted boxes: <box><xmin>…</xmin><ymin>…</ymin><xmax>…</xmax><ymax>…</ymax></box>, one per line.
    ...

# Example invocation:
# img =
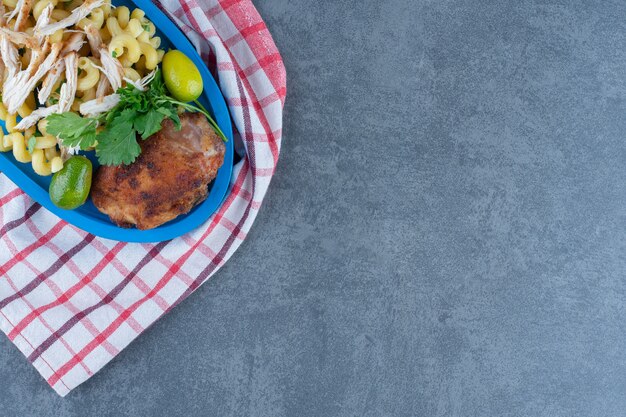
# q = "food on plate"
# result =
<box><xmin>49</xmin><ymin>155</ymin><xmax>92</xmax><ymax>209</ymax></box>
<box><xmin>46</xmin><ymin>69</ymin><xmax>201</xmax><ymax>166</ymax></box>
<box><xmin>0</xmin><ymin>0</ymin><xmax>228</xmax><ymax>229</ymax></box>
<box><xmin>91</xmin><ymin>112</ymin><xmax>225</xmax><ymax>230</ymax></box>
<box><xmin>0</xmin><ymin>0</ymin><xmax>166</xmax><ymax>175</ymax></box>
<box><xmin>162</xmin><ymin>49</ymin><xmax>203</xmax><ymax>102</ymax></box>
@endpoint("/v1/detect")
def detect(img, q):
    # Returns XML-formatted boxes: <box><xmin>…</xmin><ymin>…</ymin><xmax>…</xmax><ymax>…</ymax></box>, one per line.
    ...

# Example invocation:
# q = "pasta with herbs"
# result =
<box><xmin>0</xmin><ymin>0</ymin><xmax>164</xmax><ymax>175</ymax></box>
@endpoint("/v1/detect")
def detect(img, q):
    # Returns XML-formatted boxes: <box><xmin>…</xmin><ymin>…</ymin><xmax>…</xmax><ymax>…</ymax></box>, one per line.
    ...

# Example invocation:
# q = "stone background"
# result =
<box><xmin>2</xmin><ymin>0</ymin><xmax>626</xmax><ymax>415</ymax></box>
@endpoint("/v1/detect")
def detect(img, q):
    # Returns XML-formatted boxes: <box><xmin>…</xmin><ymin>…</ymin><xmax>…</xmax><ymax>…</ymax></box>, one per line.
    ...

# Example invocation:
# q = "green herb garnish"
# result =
<box><xmin>27</xmin><ymin>136</ymin><xmax>36</xmax><ymax>154</ymax></box>
<box><xmin>46</xmin><ymin>70</ymin><xmax>226</xmax><ymax>166</ymax></box>
<box><xmin>47</xmin><ymin>112</ymin><xmax>98</xmax><ymax>149</ymax></box>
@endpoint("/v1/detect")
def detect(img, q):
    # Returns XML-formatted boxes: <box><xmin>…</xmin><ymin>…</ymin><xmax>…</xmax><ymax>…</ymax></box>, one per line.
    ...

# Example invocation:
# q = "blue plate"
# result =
<box><xmin>0</xmin><ymin>0</ymin><xmax>234</xmax><ymax>243</ymax></box>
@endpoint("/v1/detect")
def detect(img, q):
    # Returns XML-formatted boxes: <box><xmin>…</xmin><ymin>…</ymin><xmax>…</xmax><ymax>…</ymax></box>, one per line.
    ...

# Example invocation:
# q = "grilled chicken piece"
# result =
<box><xmin>91</xmin><ymin>112</ymin><xmax>226</xmax><ymax>230</ymax></box>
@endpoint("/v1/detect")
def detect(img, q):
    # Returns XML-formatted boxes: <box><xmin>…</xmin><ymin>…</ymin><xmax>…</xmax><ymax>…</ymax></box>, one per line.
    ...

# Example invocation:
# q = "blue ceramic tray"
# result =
<box><xmin>0</xmin><ymin>0</ymin><xmax>234</xmax><ymax>243</ymax></box>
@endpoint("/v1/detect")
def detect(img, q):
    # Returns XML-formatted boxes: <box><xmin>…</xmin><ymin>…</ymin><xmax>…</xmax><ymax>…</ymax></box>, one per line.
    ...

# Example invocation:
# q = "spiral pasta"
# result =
<box><xmin>49</xmin><ymin>28</ymin><xmax>64</xmax><ymax>43</ymax></box>
<box><xmin>115</xmin><ymin>6</ymin><xmax>130</xmax><ymax>27</ymax></box>
<box><xmin>77</xmin><ymin>7</ymin><xmax>105</xmax><ymax>29</ymax></box>
<box><xmin>1</xmin><ymin>0</ymin><xmax>164</xmax><ymax>175</ymax></box>
<box><xmin>50</xmin><ymin>8</ymin><xmax>70</xmax><ymax>20</ymax></box>
<box><xmin>0</xmin><ymin>103</ymin><xmax>8</xmax><ymax>120</ymax></box>
<box><xmin>3</xmin><ymin>132</ymin><xmax>31</xmax><ymax>163</ymax></box>
<box><xmin>31</xmin><ymin>148</ymin><xmax>52</xmax><ymax>175</ymax></box>
<box><xmin>0</xmin><ymin>132</ymin><xmax>9</xmax><ymax>152</ymax></box>
<box><xmin>109</xmin><ymin>33</ymin><xmax>141</xmax><ymax>63</ymax></box>
<box><xmin>123</xmin><ymin>67</ymin><xmax>141</xmax><ymax>82</ymax></box>
<box><xmin>2</xmin><ymin>0</ymin><xmax>18</xmax><ymax>9</ymax></box>
<box><xmin>77</xmin><ymin>57</ymin><xmax>100</xmax><ymax>91</ymax></box>
<box><xmin>5</xmin><ymin>113</ymin><xmax>18</xmax><ymax>133</ymax></box>
<box><xmin>18</xmin><ymin>102</ymin><xmax>33</xmax><ymax>119</ymax></box>
<box><xmin>139</xmin><ymin>42</ymin><xmax>159</xmax><ymax>70</ymax></box>
<box><xmin>34</xmin><ymin>134</ymin><xmax>57</xmax><ymax>149</ymax></box>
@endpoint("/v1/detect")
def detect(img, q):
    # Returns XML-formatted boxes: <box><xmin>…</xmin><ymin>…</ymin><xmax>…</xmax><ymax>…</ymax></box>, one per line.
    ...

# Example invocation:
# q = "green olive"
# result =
<box><xmin>49</xmin><ymin>156</ymin><xmax>92</xmax><ymax>210</ymax></box>
<box><xmin>162</xmin><ymin>50</ymin><xmax>203</xmax><ymax>102</ymax></box>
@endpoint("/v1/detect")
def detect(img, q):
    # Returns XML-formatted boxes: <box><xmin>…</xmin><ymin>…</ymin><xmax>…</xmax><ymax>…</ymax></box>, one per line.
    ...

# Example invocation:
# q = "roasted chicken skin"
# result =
<box><xmin>91</xmin><ymin>112</ymin><xmax>226</xmax><ymax>230</ymax></box>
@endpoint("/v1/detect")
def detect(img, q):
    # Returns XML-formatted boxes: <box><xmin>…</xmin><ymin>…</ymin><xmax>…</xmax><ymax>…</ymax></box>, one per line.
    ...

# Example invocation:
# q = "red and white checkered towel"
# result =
<box><xmin>0</xmin><ymin>0</ymin><xmax>285</xmax><ymax>396</ymax></box>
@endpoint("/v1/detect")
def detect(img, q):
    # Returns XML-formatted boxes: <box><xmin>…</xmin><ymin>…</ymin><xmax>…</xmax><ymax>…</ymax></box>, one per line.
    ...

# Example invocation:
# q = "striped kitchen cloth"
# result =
<box><xmin>0</xmin><ymin>0</ymin><xmax>286</xmax><ymax>396</ymax></box>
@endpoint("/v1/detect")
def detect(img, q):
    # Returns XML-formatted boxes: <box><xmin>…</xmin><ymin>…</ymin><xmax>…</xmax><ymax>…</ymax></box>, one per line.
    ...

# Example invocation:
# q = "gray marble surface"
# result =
<box><xmin>2</xmin><ymin>0</ymin><xmax>626</xmax><ymax>415</ymax></box>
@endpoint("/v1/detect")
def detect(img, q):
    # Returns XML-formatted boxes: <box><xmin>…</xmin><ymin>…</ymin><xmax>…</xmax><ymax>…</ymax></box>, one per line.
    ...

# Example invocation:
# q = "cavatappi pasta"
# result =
<box><xmin>0</xmin><ymin>0</ymin><xmax>165</xmax><ymax>175</ymax></box>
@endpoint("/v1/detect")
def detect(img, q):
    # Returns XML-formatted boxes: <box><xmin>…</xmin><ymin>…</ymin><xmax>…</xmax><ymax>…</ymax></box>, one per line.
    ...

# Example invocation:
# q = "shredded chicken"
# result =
<box><xmin>59</xmin><ymin>144</ymin><xmax>78</xmax><ymax>160</ymax></box>
<box><xmin>80</xmin><ymin>71</ymin><xmax>155</xmax><ymax>116</ymax></box>
<box><xmin>95</xmin><ymin>74</ymin><xmax>110</xmax><ymax>100</ymax></box>
<box><xmin>84</xmin><ymin>24</ymin><xmax>101</xmax><ymax>59</ymax></box>
<box><xmin>35</xmin><ymin>0</ymin><xmax>103</xmax><ymax>36</ymax></box>
<box><xmin>2</xmin><ymin>71</ymin><xmax>28</xmax><ymax>110</ymax></box>
<box><xmin>0</xmin><ymin>4</ymin><xmax>77</xmax><ymax>111</ymax></box>
<box><xmin>24</xmin><ymin>41</ymin><xmax>50</xmax><ymax>77</ymax></box>
<box><xmin>5</xmin><ymin>0</ymin><xmax>23</xmax><ymax>24</ymax></box>
<box><xmin>124</xmin><ymin>70</ymin><xmax>155</xmax><ymax>92</ymax></box>
<box><xmin>14</xmin><ymin>104</ymin><xmax>58</xmax><ymax>130</ymax></box>
<box><xmin>14</xmin><ymin>0</ymin><xmax>33</xmax><ymax>31</ymax></box>
<box><xmin>0</xmin><ymin>27</ymin><xmax>38</xmax><ymax>48</ymax></box>
<box><xmin>85</xmin><ymin>24</ymin><xmax>122</xmax><ymax>90</ymax></box>
<box><xmin>60</xmin><ymin>32</ymin><xmax>85</xmax><ymax>56</ymax></box>
<box><xmin>0</xmin><ymin>36</ymin><xmax>19</xmax><ymax>78</ymax></box>
<box><xmin>98</xmin><ymin>51</ymin><xmax>123</xmax><ymax>91</ymax></box>
<box><xmin>0</xmin><ymin>2</ymin><xmax>6</xmax><ymax>25</ymax></box>
<box><xmin>33</xmin><ymin>3</ymin><xmax>52</xmax><ymax>44</ymax></box>
<box><xmin>79</xmin><ymin>93</ymin><xmax>119</xmax><ymax>117</ymax></box>
<box><xmin>57</xmin><ymin>52</ymin><xmax>78</xmax><ymax>113</ymax></box>
<box><xmin>37</xmin><ymin>58</ymin><xmax>64</xmax><ymax>103</ymax></box>
<box><xmin>4</xmin><ymin>42</ymin><xmax>62</xmax><ymax>113</ymax></box>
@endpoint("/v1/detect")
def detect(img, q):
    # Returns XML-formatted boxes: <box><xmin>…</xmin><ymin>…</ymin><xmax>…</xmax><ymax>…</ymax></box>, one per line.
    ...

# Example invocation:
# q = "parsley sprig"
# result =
<box><xmin>45</xmin><ymin>70</ymin><xmax>227</xmax><ymax>166</ymax></box>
